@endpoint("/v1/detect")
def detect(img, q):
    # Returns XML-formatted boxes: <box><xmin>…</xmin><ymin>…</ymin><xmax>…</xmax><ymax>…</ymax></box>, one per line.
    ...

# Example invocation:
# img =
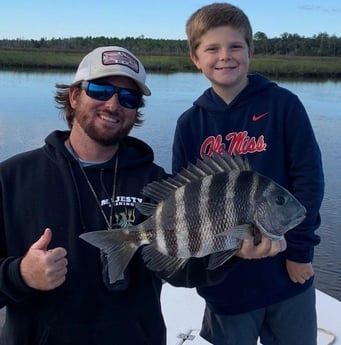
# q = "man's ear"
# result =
<box><xmin>69</xmin><ymin>86</ymin><xmax>81</xmax><ymax>108</ymax></box>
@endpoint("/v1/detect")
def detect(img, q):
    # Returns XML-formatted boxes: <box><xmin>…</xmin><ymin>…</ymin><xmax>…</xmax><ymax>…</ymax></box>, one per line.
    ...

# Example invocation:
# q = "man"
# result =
<box><xmin>0</xmin><ymin>46</ymin><xmax>285</xmax><ymax>345</ymax></box>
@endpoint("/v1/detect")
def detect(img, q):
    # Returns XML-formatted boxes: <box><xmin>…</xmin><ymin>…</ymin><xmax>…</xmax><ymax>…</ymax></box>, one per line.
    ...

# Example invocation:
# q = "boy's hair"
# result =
<box><xmin>186</xmin><ymin>2</ymin><xmax>254</xmax><ymax>56</ymax></box>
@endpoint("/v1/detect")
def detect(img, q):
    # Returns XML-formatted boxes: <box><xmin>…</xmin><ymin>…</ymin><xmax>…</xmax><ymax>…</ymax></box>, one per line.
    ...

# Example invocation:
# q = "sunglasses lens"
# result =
<box><xmin>86</xmin><ymin>83</ymin><xmax>114</xmax><ymax>101</ymax></box>
<box><xmin>118</xmin><ymin>89</ymin><xmax>141</xmax><ymax>109</ymax></box>
<box><xmin>83</xmin><ymin>82</ymin><xmax>142</xmax><ymax>109</ymax></box>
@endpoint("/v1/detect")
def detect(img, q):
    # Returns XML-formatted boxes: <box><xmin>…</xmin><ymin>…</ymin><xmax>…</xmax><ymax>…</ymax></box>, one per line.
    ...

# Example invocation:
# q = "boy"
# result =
<box><xmin>172</xmin><ymin>3</ymin><xmax>324</xmax><ymax>345</ymax></box>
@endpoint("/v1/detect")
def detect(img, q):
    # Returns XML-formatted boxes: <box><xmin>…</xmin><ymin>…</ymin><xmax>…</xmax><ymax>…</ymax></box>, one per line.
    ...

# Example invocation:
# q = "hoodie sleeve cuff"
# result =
<box><xmin>285</xmin><ymin>247</ymin><xmax>314</xmax><ymax>263</ymax></box>
<box><xmin>2</xmin><ymin>257</ymin><xmax>35</xmax><ymax>303</ymax></box>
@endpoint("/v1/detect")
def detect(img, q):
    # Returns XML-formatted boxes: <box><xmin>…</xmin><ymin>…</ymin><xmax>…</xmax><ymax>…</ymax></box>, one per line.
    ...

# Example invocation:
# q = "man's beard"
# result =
<box><xmin>74</xmin><ymin>108</ymin><xmax>135</xmax><ymax>146</ymax></box>
<box><xmin>83</xmin><ymin>121</ymin><xmax>134</xmax><ymax>146</ymax></box>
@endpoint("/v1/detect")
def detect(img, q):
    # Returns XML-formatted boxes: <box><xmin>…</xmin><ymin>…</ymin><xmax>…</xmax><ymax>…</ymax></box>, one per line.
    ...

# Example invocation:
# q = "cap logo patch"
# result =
<box><xmin>102</xmin><ymin>50</ymin><xmax>139</xmax><ymax>73</ymax></box>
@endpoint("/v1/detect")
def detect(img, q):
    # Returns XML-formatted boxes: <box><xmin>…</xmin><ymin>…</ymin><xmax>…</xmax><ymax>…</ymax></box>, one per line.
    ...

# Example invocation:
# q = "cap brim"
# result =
<box><xmin>76</xmin><ymin>71</ymin><xmax>151</xmax><ymax>96</ymax></box>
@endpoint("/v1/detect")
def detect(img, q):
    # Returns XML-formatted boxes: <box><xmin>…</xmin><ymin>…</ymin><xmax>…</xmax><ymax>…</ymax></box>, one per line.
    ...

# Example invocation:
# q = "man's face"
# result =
<box><xmin>70</xmin><ymin>76</ymin><xmax>140</xmax><ymax>146</ymax></box>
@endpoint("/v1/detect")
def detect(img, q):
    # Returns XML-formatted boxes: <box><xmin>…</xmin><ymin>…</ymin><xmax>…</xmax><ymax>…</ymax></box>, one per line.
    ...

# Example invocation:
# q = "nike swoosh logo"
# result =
<box><xmin>252</xmin><ymin>112</ymin><xmax>270</xmax><ymax>121</ymax></box>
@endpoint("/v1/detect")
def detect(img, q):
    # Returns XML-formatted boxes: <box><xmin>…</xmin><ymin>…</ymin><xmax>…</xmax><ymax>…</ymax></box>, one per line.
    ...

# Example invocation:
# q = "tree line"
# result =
<box><xmin>1</xmin><ymin>32</ymin><xmax>340</xmax><ymax>57</ymax></box>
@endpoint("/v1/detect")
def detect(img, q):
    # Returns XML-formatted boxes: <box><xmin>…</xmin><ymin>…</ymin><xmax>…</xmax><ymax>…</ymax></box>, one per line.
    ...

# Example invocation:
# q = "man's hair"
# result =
<box><xmin>186</xmin><ymin>2</ymin><xmax>253</xmax><ymax>56</ymax></box>
<box><xmin>54</xmin><ymin>83</ymin><xmax>145</xmax><ymax>129</ymax></box>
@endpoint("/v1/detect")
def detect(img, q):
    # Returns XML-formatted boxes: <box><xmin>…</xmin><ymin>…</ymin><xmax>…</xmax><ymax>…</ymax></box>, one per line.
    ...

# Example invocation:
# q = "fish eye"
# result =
<box><xmin>276</xmin><ymin>195</ymin><xmax>286</xmax><ymax>206</ymax></box>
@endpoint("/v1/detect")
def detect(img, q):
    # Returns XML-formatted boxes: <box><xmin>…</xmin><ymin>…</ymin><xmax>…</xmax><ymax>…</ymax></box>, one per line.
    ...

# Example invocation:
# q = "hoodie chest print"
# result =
<box><xmin>200</xmin><ymin>132</ymin><xmax>267</xmax><ymax>157</ymax></box>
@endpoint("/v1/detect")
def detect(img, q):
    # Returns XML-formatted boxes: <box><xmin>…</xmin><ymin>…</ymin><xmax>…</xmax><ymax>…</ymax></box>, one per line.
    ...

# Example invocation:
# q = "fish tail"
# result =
<box><xmin>80</xmin><ymin>230</ymin><xmax>138</xmax><ymax>284</ymax></box>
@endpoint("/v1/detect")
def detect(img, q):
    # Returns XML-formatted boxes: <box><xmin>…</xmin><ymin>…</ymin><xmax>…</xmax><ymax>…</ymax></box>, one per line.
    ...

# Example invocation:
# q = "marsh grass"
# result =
<box><xmin>0</xmin><ymin>49</ymin><xmax>82</xmax><ymax>69</ymax></box>
<box><xmin>1</xmin><ymin>49</ymin><xmax>341</xmax><ymax>78</ymax></box>
<box><xmin>250</xmin><ymin>56</ymin><xmax>341</xmax><ymax>78</ymax></box>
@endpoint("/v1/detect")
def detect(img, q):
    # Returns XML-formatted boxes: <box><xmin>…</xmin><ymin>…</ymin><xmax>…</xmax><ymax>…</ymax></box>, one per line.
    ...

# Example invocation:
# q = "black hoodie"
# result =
<box><xmin>0</xmin><ymin>130</ymin><xmax>170</xmax><ymax>345</ymax></box>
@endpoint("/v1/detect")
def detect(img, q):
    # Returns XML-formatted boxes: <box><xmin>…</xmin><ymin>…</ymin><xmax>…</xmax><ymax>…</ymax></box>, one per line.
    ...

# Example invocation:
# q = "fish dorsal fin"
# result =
<box><xmin>135</xmin><ymin>202</ymin><xmax>157</xmax><ymax>216</ymax></box>
<box><xmin>203</xmin><ymin>152</ymin><xmax>251</xmax><ymax>173</ymax></box>
<box><xmin>140</xmin><ymin>153</ymin><xmax>251</xmax><ymax>203</ymax></box>
<box><xmin>139</xmin><ymin>179</ymin><xmax>178</xmax><ymax>204</ymax></box>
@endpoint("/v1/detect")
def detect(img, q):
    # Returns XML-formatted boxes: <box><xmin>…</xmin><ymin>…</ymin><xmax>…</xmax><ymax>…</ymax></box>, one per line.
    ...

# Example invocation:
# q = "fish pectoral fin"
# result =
<box><xmin>80</xmin><ymin>230</ymin><xmax>138</xmax><ymax>284</ymax></box>
<box><xmin>207</xmin><ymin>249</ymin><xmax>240</xmax><ymax>270</ymax></box>
<box><xmin>141</xmin><ymin>245</ymin><xmax>186</xmax><ymax>277</ymax></box>
<box><xmin>135</xmin><ymin>202</ymin><xmax>157</xmax><ymax>216</ymax></box>
<box><xmin>217</xmin><ymin>224</ymin><xmax>255</xmax><ymax>240</ymax></box>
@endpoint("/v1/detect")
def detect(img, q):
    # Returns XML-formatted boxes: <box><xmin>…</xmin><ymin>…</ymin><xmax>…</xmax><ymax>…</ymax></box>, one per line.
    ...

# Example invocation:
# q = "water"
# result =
<box><xmin>0</xmin><ymin>70</ymin><xmax>340</xmax><ymax>301</ymax></box>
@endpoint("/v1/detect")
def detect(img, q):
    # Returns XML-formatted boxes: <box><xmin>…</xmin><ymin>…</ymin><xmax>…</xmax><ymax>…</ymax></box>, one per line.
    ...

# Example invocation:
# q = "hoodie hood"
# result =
<box><xmin>194</xmin><ymin>73</ymin><xmax>277</xmax><ymax>113</ymax></box>
<box><xmin>44</xmin><ymin>130</ymin><xmax>155</xmax><ymax>170</ymax></box>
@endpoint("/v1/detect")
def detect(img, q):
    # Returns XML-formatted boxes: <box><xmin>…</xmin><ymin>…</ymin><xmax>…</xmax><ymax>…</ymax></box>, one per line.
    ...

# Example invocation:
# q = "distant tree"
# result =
<box><xmin>254</xmin><ymin>31</ymin><xmax>268</xmax><ymax>40</ymax></box>
<box><xmin>0</xmin><ymin>33</ymin><xmax>340</xmax><ymax>57</ymax></box>
<box><xmin>253</xmin><ymin>31</ymin><xmax>269</xmax><ymax>54</ymax></box>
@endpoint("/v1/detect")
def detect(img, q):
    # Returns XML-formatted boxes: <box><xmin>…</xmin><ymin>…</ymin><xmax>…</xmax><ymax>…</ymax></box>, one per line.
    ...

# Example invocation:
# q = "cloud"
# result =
<box><xmin>298</xmin><ymin>5</ymin><xmax>341</xmax><ymax>13</ymax></box>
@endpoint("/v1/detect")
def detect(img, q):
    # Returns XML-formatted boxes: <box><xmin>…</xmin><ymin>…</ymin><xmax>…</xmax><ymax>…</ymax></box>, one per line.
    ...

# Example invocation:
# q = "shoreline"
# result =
<box><xmin>1</xmin><ymin>49</ymin><xmax>341</xmax><ymax>78</ymax></box>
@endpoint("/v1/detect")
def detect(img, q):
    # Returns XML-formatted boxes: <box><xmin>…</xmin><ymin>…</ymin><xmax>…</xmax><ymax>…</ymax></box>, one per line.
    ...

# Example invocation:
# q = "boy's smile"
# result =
<box><xmin>191</xmin><ymin>25</ymin><xmax>251</xmax><ymax>103</ymax></box>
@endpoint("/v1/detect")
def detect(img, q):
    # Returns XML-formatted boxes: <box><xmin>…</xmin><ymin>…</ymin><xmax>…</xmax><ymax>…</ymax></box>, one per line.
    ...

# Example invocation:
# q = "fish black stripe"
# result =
<box><xmin>253</xmin><ymin>173</ymin><xmax>272</xmax><ymax>203</ymax></box>
<box><xmin>233</xmin><ymin>171</ymin><xmax>255</xmax><ymax>222</ymax></box>
<box><xmin>160</xmin><ymin>192</ymin><xmax>179</xmax><ymax>256</ymax></box>
<box><xmin>184</xmin><ymin>179</ymin><xmax>203</xmax><ymax>256</ymax></box>
<box><xmin>238</xmin><ymin>171</ymin><xmax>273</xmax><ymax>222</ymax></box>
<box><xmin>208</xmin><ymin>173</ymin><xmax>228</xmax><ymax>234</ymax></box>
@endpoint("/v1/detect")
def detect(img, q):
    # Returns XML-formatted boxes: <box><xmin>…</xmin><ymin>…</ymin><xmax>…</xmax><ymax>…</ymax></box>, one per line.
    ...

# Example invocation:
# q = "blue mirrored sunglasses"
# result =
<box><xmin>80</xmin><ymin>81</ymin><xmax>142</xmax><ymax>109</ymax></box>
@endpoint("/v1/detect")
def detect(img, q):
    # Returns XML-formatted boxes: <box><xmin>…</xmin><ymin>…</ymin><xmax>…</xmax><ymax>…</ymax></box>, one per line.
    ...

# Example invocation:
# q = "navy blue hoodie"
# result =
<box><xmin>0</xmin><ymin>130</ymin><xmax>169</xmax><ymax>344</ymax></box>
<box><xmin>172</xmin><ymin>73</ymin><xmax>324</xmax><ymax>314</ymax></box>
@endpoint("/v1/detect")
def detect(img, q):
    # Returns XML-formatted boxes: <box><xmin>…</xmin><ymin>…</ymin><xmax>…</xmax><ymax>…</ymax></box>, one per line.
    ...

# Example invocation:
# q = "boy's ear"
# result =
<box><xmin>190</xmin><ymin>53</ymin><xmax>201</xmax><ymax>70</ymax></box>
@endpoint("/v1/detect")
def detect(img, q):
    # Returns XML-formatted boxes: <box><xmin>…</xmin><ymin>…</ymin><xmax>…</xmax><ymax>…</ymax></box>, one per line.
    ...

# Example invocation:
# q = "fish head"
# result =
<box><xmin>253</xmin><ymin>178</ymin><xmax>306</xmax><ymax>240</ymax></box>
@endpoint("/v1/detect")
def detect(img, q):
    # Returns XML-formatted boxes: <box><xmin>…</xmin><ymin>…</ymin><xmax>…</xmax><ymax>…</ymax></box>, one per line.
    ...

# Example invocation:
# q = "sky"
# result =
<box><xmin>1</xmin><ymin>0</ymin><xmax>340</xmax><ymax>40</ymax></box>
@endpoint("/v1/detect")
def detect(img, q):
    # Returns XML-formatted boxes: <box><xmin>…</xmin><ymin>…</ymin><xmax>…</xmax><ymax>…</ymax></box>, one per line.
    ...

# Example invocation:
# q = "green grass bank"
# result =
<box><xmin>1</xmin><ymin>49</ymin><xmax>341</xmax><ymax>78</ymax></box>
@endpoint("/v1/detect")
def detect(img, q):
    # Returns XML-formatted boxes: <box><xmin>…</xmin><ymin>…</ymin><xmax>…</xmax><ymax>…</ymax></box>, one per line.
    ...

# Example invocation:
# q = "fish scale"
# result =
<box><xmin>80</xmin><ymin>153</ymin><xmax>307</xmax><ymax>284</ymax></box>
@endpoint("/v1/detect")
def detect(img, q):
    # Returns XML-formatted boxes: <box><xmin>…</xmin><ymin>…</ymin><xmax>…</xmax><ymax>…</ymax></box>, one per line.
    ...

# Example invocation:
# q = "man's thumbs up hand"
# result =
<box><xmin>20</xmin><ymin>228</ymin><xmax>68</xmax><ymax>291</ymax></box>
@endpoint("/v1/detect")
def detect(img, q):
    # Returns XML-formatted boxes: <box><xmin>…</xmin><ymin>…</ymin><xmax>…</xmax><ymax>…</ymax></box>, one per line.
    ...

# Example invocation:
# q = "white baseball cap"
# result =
<box><xmin>73</xmin><ymin>46</ymin><xmax>151</xmax><ymax>96</ymax></box>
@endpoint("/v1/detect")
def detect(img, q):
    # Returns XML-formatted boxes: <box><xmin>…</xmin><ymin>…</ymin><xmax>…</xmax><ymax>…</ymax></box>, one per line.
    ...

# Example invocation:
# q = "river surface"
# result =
<box><xmin>0</xmin><ymin>70</ymin><xmax>340</xmax><ymax>301</ymax></box>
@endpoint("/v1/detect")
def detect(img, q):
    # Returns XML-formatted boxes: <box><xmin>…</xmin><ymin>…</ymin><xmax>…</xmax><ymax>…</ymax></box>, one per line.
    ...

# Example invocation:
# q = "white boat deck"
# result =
<box><xmin>0</xmin><ymin>284</ymin><xmax>339</xmax><ymax>344</ymax></box>
<box><xmin>161</xmin><ymin>284</ymin><xmax>341</xmax><ymax>345</ymax></box>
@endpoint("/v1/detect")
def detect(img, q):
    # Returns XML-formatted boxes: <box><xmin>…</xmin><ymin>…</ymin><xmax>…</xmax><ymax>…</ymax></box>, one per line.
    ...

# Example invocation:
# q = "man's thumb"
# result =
<box><xmin>31</xmin><ymin>228</ymin><xmax>52</xmax><ymax>251</ymax></box>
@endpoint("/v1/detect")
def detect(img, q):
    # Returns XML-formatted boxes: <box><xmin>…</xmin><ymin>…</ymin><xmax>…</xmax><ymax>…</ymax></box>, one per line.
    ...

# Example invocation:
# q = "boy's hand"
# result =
<box><xmin>286</xmin><ymin>260</ymin><xmax>314</xmax><ymax>284</ymax></box>
<box><xmin>237</xmin><ymin>235</ymin><xmax>287</xmax><ymax>259</ymax></box>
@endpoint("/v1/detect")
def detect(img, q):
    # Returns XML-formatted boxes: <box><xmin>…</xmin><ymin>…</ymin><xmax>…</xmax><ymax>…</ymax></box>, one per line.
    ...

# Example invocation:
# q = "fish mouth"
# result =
<box><xmin>255</xmin><ymin>221</ymin><xmax>284</xmax><ymax>241</ymax></box>
<box><xmin>255</xmin><ymin>212</ymin><xmax>306</xmax><ymax>241</ymax></box>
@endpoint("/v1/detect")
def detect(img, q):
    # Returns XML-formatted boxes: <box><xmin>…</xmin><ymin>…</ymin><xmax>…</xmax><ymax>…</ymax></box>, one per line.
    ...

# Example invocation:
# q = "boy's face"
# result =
<box><xmin>191</xmin><ymin>25</ymin><xmax>251</xmax><ymax>98</ymax></box>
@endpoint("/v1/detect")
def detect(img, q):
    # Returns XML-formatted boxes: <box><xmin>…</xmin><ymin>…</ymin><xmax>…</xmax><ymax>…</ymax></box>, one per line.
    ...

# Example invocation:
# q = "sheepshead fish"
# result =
<box><xmin>80</xmin><ymin>154</ymin><xmax>306</xmax><ymax>284</ymax></box>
